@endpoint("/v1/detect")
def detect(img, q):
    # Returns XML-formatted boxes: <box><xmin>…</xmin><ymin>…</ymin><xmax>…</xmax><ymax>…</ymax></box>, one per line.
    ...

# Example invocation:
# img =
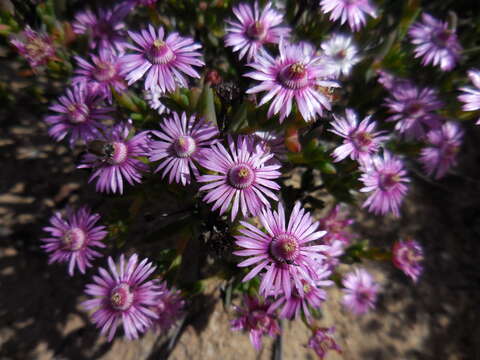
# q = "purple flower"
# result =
<box><xmin>458</xmin><ymin>70</ymin><xmax>480</xmax><ymax>125</ymax></box>
<box><xmin>144</xmin><ymin>86</ymin><xmax>170</xmax><ymax>115</ymax></box>
<box><xmin>120</xmin><ymin>25</ymin><xmax>204</xmax><ymax>92</ymax></box>
<box><xmin>82</xmin><ymin>254</ymin><xmax>162</xmax><ymax>341</ymax></box>
<box><xmin>408</xmin><ymin>13</ymin><xmax>461</xmax><ymax>71</ymax></box>
<box><xmin>342</xmin><ymin>268</ymin><xmax>379</xmax><ymax>315</ymax></box>
<box><xmin>151</xmin><ymin>282</ymin><xmax>185</xmax><ymax>333</ymax></box>
<box><xmin>320</xmin><ymin>240</ymin><xmax>344</xmax><ymax>271</ymax></box>
<box><xmin>385</xmin><ymin>82</ymin><xmax>442</xmax><ymax>139</ymax></box>
<box><xmin>10</xmin><ymin>25</ymin><xmax>56</xmax><ymax>69</ymax></box>
<box><xmin>329</xmin><ymin>109</ymin><xmax>388</xmax><ymax>164</ymax></box>
<box><xmin>393</xmin><ymin>238</ymin><xmax>423</xmax><ymax>282</ymax></box>
<box><xmin>359</xmin><ymin>152</ymin><xmax>409</xmax><ymax>217</ymax></box>
<box><xmin>73</xmin><ymin>4</ymin><xmax>130</xmax><ymax>52</ymax></box>
<box><xmin>321</xmin><ymin>34</ymin><xmax>360</xmax><ymax>78</ymax></box>
<box><xmin>225</xmin><ymin>2</ymin><xmax>290</xmax><ymax>62</ymax></box>
<box><xmin>269</xmin><ymin>264</ymin><xmax>333</xmax><ymax>320</ymax></box>
<box><xmin>44</xmin><ymin>83</ymin><xmax>111</xmax><ymax>147</ymax></box>
<box><xmin>320</xmin><ymin>0</ymin><xmax>377</xmax><ymax>32</ymax></box>
<box><xmin>198</xmin><ymin>136</ymin><xmax>281</xmax><ymax>220</ymax></box>
<box><xmin>318</xmin><ymin>205</ymin><xmax>354</xmax><ymax>245</ymax></box>
<box><xmin>245</xmin><ymin>41</ymin><xmax>338</xmax><ymax>123</ymax></box>
<box><xmin>307</xmin><ymin>327</ymin><xmax>342</xmax><ymax>359</ymax></box>
<box><xmin>234</xmin><ymin>202</ymin><xmax>329</xmax><ymax>298</ymax></box>
<box><xmin>73</xmin><ymin>48</ymin><xmax>126</xmax><ymax>103</ymax></box>
<box><xmin>78</xmin><ymin>122</ymin><xmax>150</xmax><ymax>194</ymax></box>
<box><xmin>41</xmin><ymin>206</ymin><xmax>107</xmax><ymax>276</ymax></box>
<box><xmin>419</xmin><ymin>121</ymin><xmax>463</xmax><ymax>179</ymax></box>
<box><xmin>376</xmin><ymin>70</ymin><xmax>410</xmax><ymax>91</ymax></box>
<box><xmin>230</xmin><ymin>295</ymin><xmax>280</xmax><ymax>351</ymax></box>
<box><xmin>253</xmin><ymin>130</ymin><xmax>288</xmax><ymax>165</ymax></box>
<box><xmin>149</xmin><ymin>112</ymin><xmax>218</xmax><ymax>185</ymax></box>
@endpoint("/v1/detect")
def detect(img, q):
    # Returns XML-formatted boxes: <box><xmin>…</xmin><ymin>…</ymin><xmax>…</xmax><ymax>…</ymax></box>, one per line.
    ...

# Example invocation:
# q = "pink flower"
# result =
<box><xmin>10</xmin><ymin>25</ymin><xmax>56</xmax><ymax>69</ymax></box>
<box><xmin>82</xmin><ymin>254</ymin><xmax>162</xmax><ymax>341</ymax></box>
<box><xmin>234</xmin><ymin>202</ymin><xmax>329</xmax><ymax>298</ymax></box>
<box><xmin>359</xmin><ymin>152</ymin><xmax>410</xmax><ymax>217</ymax></box>
<box><xmin>329</xmin><ymin>108</ymin><xmax>388</xmax><ymax>164</ymax></box>
<box><xmin>320</xmin><ymin>0</ymin><xmax>377</xmax><ymax>32</ymax></box>
<box><xmin>198</xmin><ymin>136</ymin><xmax>281</xmax><ymax>220</ymax></box>
<box><xmin>458</xmin><ymin>69</ymin><xmax>480</xmax><ymax>125</ymax></box>
<box><xmin>342</xmin><ymin>268</ymin><xmax>379</xmax><ymax>315</ymax></box>
<box><xmin>151</xmin><ymin>282</ymin><xmax>185</xmax><ymax>333</ymax></box>
<box><xmin>72</xmin><ymin>48</ymin><xmax>126</xmax><ymax>103</ymax></box>
<box><xmin>73</xmin><ymin>4</ymin><xmax>130</xmax><ymax>52</ymax></box>
<box><xmin>320</xmin><ymin>240</ymin><xmax>344</xmax><ymax>271</ymax></box>
<box><xmin>419</xmin><ymin>122</ymin><xmax>463</xmax><ymax>179</ymax></box>
<box><xmin>231</xmin><ymin>295</ymin><xmax>280</xmax><ymax>351</ymax></box>
<box><xmin>44</xmin><ymin>83</ymin><xmax>112</xmax><ymax>147</ymax></box>
<box><xmin>376</xmin><ymin>70</ymin><xmax>410</xmax><ymax>91</ymax></box>
<box><xmin>307</xmin><ymin>327</ymin><xmax>342</xmax><ymax>359</ymax></box>
<box><xmin>149</xmin><ymin>112</ymin><xmax>218</xmax><ymax>185</ymax></box>
<box><xmin>318</xmin><ymin>205</ymin><xmax>354</xmax><ymax>245</ymax></box>
<box><xmin>409</xmin><ymin>13</ymin><xmax>461</xmax><ymax>71</ymax></box>
<box><xmin>78</xmin><ymin>122</ymin><xmax>150</xmax><ymax>194</ymax></box>
<box><xmin>225</xmin><ymin>2</ymin><xmax>290</xmax><ymax>61</ymax></box>
<box><xmin>320</xmin><ymin>34</ymin><xmax>360</xmax><ymax>78</ymax></box>
<box><xmin>269</xmin><ymin>264</ymin><xmax>333</xmax><ymax>320</ymax></box>
<box><xmin>392</xmin><ymin>239</ymin><xmax>423</xmax><ymax>282</ymax></box>
<box><xmin>41</xmin><ymin>206</ymin><xmax>107</xmax><ymax>276</ymax></box>
<box><xmin>245</xmin><ymin>41</ymin><xmax>338</xmax><ymax>123</ymax></box>
<box><xmin>384</xmin><ymin>82</ymin><xmax>442</xmax><ymax>140</ymax></box>
<box><xmin>120</xmin><ymin>25</ymin><xmax>204</xmax><ymax>92</ymax></box>
<box><xmin>253</xmin><ymin>130</ymin><xmax>288</xmax><ymax>165</ymax></box>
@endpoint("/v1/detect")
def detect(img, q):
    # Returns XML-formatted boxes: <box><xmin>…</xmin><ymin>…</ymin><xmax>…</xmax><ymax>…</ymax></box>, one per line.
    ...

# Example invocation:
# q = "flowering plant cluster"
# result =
<box><xmin>3</xmin><ymin>0</ymin><xmax>477</xmax><ymax>357</ymax></box>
